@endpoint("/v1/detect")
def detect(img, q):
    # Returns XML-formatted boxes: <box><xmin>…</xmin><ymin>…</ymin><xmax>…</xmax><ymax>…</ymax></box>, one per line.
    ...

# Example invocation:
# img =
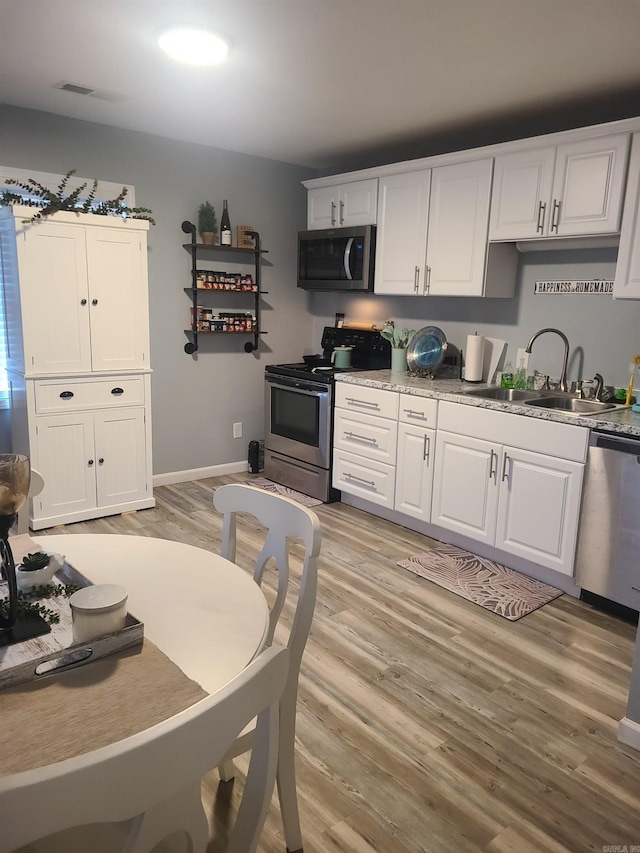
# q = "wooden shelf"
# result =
<box><xmin>182</xmin><ymin>243</ymin><xmax>268</xmax><ymax>255</ymax></box>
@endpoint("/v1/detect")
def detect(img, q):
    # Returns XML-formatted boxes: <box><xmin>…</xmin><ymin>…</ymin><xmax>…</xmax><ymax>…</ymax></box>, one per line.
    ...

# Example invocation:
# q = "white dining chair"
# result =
<box><xmin>213</xmin><ymin>483</ymin><xmax>322</xmax><ymax>853</ymax></box>
<box><xmin>0</xmin><ymin>644</ymin><xmax>289</xmax><ymax>853</ymax></box>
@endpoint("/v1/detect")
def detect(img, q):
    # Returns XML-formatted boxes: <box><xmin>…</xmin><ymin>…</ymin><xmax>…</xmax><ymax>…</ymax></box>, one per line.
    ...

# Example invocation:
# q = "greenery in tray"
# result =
<box><xmin>0</xmin><ymin>582</ymin><xmax>80</xmax><ymax>626</ymax></box>
<box><xmin>0</xmin><ymin>169</ymin><xmax>155</xmax><ymax>225</ymax></box>
<box><xmin>20</xmin><ymin>551</ymin><xmax>51</xmax><ymax>572</ymax></box>
<box><xmin>197</xmin><ymin>201</ymin><xmax>218</xmax><ymax>236</ymax></box>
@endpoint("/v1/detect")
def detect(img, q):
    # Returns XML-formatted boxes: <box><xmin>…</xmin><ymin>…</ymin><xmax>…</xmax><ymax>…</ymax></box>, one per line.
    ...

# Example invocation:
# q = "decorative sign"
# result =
<box><xmin>534</xmin><ymin>280</ymin><xmax>614</xmax><ymax>295</ymax></box>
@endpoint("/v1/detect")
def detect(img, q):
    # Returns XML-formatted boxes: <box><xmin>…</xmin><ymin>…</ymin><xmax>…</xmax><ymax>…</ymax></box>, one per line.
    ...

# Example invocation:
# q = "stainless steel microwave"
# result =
<box><xmin>297</xmin><ymin>225</ymin><xmax>376</xmax><ymax>292</ymax></box>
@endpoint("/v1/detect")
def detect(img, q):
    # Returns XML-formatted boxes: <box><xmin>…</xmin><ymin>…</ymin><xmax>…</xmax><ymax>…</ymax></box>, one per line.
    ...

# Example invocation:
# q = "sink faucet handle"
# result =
<box><xmin>592</xmin><ymin>373</ymin><xmax>604</xmax><ymax>401</ymax></box>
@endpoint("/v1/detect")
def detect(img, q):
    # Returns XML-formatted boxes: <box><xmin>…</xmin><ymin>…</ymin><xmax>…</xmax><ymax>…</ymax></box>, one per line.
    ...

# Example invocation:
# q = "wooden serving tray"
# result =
<box><xmin>0</xmin><ymin>535</ymin><xmax>144</xmax><ymax>689</ymax></box>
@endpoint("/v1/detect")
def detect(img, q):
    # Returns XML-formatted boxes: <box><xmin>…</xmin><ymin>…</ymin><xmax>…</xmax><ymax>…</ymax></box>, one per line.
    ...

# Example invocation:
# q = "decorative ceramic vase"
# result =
<box><xmin>391</xmin><ymin>348</ymin><xmax>408</xmax><ymax>372</ymax></box>
<box><xmin>17</xmin><ymin>552</ymin><xmax>64</xmax><ymax>591</ymax></box>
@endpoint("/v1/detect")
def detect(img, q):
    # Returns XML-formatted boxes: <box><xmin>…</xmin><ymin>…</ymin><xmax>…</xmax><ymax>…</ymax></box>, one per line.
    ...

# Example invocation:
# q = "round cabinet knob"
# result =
<box><xmin>80</xmin><ymin>298</ymin><xmax>87</xmax><ymax>306</ymax></box>
<box><xmin>98</xmin><ymin>458</ymin><xmax>104</xmax><ymax>465</ymax></box>
<box><xmin>91</xmin><ymin>298</ymin><xmax>98</xmax><ymax>306</ymax></box>
<box><xmin>88</xmin><ymin>459</ymin><xmax>94</xmax><ymax>466</ymax></box>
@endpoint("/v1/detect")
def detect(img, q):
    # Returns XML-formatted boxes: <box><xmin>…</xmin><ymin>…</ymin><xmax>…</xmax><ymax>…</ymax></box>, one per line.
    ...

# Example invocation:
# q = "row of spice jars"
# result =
<box><xmin>195</xmin><ymin>270</ymin><xmax>255</xmax><ymax>290</ymax></box>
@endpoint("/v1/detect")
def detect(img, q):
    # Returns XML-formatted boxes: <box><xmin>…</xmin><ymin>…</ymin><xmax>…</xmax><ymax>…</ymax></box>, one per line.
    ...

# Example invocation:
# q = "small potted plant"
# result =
<box><xmin>17</xmin><ymin>550</ymin><xmax>64</xmax><ymax>590</ymax></box>
<box><xmin>380</xmin><ymin>321</ymin><xmax>417</xmax><ymax>372</ymax></box>
<box><xmin>197</xmin><ymin>201</ymin><xmax>218</xmax><ymax>245</ymax></box>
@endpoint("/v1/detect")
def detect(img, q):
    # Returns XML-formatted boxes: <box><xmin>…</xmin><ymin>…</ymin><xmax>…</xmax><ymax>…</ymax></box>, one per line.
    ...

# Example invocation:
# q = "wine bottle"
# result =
<box><xmin>220</xmin><ymin>199</ymin><xmax>231</xmax><ymax>246</ymax></box>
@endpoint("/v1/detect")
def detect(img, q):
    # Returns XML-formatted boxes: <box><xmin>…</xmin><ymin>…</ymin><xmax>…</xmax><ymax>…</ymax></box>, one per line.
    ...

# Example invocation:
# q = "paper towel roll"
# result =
<box><xmin>465</xmin><ymin>334</ymin><xmax>485</xmax><ymax>382</ymax></box>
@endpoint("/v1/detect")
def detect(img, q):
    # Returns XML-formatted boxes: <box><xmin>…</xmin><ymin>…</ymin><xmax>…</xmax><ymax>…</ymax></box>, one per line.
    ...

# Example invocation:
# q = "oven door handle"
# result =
<box><xmin>343</xmin><ymin>238</ymin><xmax>354</xmax><ymax>281</ymax></box>
<box><xmin>265</xmin><ymin>376</ymin><xmax>329</xmax><ymax>397</ymax></box>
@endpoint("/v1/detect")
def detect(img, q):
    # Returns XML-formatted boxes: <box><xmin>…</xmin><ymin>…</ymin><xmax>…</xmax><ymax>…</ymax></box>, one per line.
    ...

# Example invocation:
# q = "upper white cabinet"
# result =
<box><xmin>614</xmin><ymin>132</ymin><xmax>640</xmax><ymax>299</ymax></box>
<box><xmin>374</xmin><ymin>170</ymin><xmax>431</xmax><ymax>295</ymax></box>
<box><xmin>2</xmin><ymin>207</ymin><xmax>149</xmax><ymax>376</ymax></box>
<box><xmin>307</xmin><ymin>179</ymin><xmax>378</xmax><ymax>230</ymax></box>
<box><xmin>489</xmin><ymin>133</ymin><xmax>630</xmax><ymax>240</ymax></box>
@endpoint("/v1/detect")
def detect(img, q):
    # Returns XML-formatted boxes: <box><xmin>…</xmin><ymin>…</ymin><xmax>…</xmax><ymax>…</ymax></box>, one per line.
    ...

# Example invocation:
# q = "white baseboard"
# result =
<box><xmin>153</xmin><ymin>461</ymin><xmax>247</xmax><ymax>487</ymax></box>
<box><xmin>618</xmin><ymin>716</ymin><xmax>640</xmax><ymax>751</ymax></box>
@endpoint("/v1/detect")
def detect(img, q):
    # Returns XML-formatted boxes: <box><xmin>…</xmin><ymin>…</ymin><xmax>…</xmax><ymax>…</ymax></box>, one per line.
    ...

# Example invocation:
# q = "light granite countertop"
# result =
<box><xmin>336</xmin><ymin>370</ymin><xmax>640</xmax><ymax>437</ymax></box>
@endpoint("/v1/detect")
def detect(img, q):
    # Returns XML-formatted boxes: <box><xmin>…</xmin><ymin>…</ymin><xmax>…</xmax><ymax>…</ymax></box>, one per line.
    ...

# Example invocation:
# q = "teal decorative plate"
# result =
<box><xmin>406</xmin><ymin>326</ymin><xmax>448</xmax><ymax>375</ymax></box>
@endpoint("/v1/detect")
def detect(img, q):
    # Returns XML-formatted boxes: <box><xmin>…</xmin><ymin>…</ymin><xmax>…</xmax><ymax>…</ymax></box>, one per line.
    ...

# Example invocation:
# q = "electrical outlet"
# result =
<box><xmin>233</xmin><ymin>422</ymin><xmax>243</xmax><ymax>439</ymax></box>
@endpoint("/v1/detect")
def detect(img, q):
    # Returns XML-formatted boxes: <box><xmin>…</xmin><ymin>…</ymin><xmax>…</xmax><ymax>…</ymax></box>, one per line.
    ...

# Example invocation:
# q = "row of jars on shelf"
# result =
<box><xmin>195</xmin><ymin>270</ymin><xmax>255</xmax><ymax>291</ymax></box>
<box><xmin>190</xmin><ymin>307</ymin><xmax>257</xmax><ymax>332</ymax></box>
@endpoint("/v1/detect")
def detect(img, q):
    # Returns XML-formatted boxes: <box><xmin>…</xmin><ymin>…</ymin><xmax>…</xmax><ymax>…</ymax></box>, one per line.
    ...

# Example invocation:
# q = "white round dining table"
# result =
<box><xmin>37</xmin><ymin>534</ymin><xmax>269</xmax><ymax>694</ymax></box>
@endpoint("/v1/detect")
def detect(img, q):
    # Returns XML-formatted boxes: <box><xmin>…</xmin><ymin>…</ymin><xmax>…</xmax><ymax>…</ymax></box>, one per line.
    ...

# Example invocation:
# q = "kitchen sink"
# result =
<box><xmin>523</xmin><ymin>396</ymin><xmax>618</xmax><ymax>414</ymax></box>
<box><xmin>463</xmin><ymin>387</ymin><xmax>542</xmax><ymax>402</ymax></box>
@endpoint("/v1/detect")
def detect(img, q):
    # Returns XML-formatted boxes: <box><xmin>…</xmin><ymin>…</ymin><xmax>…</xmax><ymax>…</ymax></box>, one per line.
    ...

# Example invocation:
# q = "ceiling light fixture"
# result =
<box><xmin>158</xmin><ymin>27</ymin><xmax>230</xmax><ymax>67</ymax></box>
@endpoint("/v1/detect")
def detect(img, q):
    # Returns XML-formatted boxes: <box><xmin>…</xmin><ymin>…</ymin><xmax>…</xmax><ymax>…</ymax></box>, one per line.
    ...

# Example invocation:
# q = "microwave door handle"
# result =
<box><xmin>343</xmin><ymin>238</ymin><xmax>354</xmax><ymax>280</ymax></box>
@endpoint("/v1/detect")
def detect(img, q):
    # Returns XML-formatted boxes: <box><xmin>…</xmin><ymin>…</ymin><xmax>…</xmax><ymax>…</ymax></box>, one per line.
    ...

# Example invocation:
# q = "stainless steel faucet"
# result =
<box><xmin>524</xmin><ymin>328</ymin><xmax>570</xmax><ymax>393</ymax></box>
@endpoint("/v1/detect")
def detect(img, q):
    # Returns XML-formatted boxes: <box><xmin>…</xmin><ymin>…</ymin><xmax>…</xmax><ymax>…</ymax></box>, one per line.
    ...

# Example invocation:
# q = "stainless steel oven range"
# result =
<box><xmin>264</xmin><ymin>327</ymin><xmax>390</xmax><ymax>502</ymax></box>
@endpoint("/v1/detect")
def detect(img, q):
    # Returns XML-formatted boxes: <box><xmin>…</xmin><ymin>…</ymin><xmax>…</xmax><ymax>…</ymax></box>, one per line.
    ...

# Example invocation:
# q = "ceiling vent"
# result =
<box><xmin>55</xmin><ymin>82</ymin><xmax>97</xmax><ymax>96</ymax></box>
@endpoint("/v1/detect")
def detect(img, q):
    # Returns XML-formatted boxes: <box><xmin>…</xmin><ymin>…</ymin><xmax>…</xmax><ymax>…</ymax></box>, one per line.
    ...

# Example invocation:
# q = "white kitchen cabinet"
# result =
<box><xmin>427</xmin><ymin>159</ymin><xmax>493</xmax><ymax>296</ymax></box>
<box><xmin>2</xmin><ymin>211</ymin><xmax>149</xmax><ymax>375</ymax></box>
<box><xmin>32</xmin><ymin>405</ymin><xmax>149</xmax><ymax>528</ymax></box>
<box><xmin>307</xmin><ymin>179</ymin><xmax>378</xmax><ymax>229</ymax></box>
<box><xmin>374</xmin><ymin>169</ymin><xmax>431</xmax><ymax>295</ymax></box>
<box><xmin>614</xmin><ymin>132</ymin><xmax>640</xmax><ymax>299</ymax></box>
<box><xmin>395</xmin><ymin>422</ymin><xmax>436</xmax><ymax>522</ymax></box>
<box><xmin>432</xmin><ymin>403</ymin><xmax>587</xmax><ymax>575</ymax></box>
<box><xmin>0</xmin><ymin>206</ymin><xmax>155</xmax><ymax>529</ymax></box>
<box><xmin>489</xmin><ymin>133</ymin><xmax>629</xmax><ymax>240</ymax></box>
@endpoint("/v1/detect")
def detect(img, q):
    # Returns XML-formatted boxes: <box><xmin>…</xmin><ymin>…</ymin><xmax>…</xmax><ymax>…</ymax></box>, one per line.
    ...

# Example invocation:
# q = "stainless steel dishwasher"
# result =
<box><xmin>575</xmin><ymin>430</ymin><xmax>640</xmax><ymax>615</ymax></box>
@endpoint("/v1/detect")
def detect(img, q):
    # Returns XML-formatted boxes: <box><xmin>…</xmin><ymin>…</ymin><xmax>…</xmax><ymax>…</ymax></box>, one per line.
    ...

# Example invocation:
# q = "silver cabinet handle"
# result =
<box><xmin>414</xmin><ymin>265</ymin><xmax>419</xmax><ymax>293</ymax></box>
<box><xmin>501</xmin><ymin>452</ymin><xmax>510</xmax><ymax>482</ymax></box>
<box><xmin>551</xmin><ymin>199</ymin><xmax>560</xmax><ymax>232</ymax></box>
<box><xmin>536</xmin><ymin>201</ymin><xmax>546</xmax><ymax>233</ymax></box>
<box><xmin>345</xmin><ymin>473</ymin><xmax>375</xmax><ymax>487</ymax></box>
<box><xmin>339</xmin><ymin>199</ymin><xmax>344</xmax><ymax>225</ymax></box>
<box><xmin>344</xmin><ymin>431</ymin><xmax>378</xmax><ymax>446</ymax></box>
<box><xmin>423</xmin><ymin>434</ymin><xmax>431</xmax><ymax>463</ymax></box>
<box><xmin>632</xmin><ymin>586</ymin><xmax>640</xmax><ymax>592</ymax></box>
<box><xmin>403</xmin><ymin>408</ymin><xmax>426</xmax><ymax>419</ymax></box>
<box><xmin>489</xmin><ymin>449</ymin><xmax>497</xmax><ymax>481</ymax></box>
<box><xmin>330</xmin><ymin>200</ymin><xmax>336</xmax><ymax>226</ymax></box>
<box><xmin>345</xmin><ymin>397</ymin><xmax>380</xmax><ymax>410</ymax></box>
<box><xmin>424</xmin><ymin>265</ymin><xmax>431</xmax><ymax>294</ymax></box>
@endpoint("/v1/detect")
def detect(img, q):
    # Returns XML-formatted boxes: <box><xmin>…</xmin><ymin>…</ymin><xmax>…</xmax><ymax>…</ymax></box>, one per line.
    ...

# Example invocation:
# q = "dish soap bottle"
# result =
<box><xmin>501</xmin><ymin>362</ymin><xmax>514</xmax><ymax>389</ymax></box>
<box><xmin>220</xmin><ymin>199</ymin><xmax>232</xmax><ymax>246</ymax></box>
<box><xmin>513</xmin><ymin>358</ymin><xmax>527</xmax><ymax>390</ymax></box>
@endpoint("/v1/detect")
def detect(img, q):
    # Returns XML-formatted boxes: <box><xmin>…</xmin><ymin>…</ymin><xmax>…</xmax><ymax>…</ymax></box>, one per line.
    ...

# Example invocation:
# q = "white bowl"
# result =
<box><xmin>16</xmin><ymin>552</ymin><xmax>64</xmax><ymax>590</ymax></box>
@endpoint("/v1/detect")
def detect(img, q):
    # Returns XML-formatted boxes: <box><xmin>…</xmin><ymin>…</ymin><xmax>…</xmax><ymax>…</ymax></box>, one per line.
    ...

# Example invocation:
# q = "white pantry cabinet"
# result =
<box><xmin>432</xmin><ymin>403</ymin><xmax>587</xmax><ymax>576</ymax></box>
<box><xmin>614</xmin><ymin>132</ymin><xmax>640</xmax><ymax>299</ymax></box>
<box><xmin>489</xmin><ymin>133</ymin><xmax>629</xmax><ymax>240</ymax></box>
<box><xmin>0</xmin><ymin>206</ymin><xmax>155</xmax><ymax>529</ymax></box>
<box><xmin>307</xmin><ymin>179</ymin><xmax>378</xmax><ymax>230</ymax></box>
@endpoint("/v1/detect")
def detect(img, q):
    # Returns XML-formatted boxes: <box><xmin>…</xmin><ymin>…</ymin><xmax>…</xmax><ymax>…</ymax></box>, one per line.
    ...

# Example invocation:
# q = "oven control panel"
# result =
<box><xmin>321</xmin><ymin>327</ymin><xmax>390</xmax><ymax>369</ymax></box>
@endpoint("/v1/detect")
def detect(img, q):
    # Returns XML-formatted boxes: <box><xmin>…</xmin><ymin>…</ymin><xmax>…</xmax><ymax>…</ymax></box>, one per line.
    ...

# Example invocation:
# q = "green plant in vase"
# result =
<box><xmin>198</xmin><ymin>201</ymin><xmax>218</xmax><ymax>245</ymax></box>
<box><xmin>20</xmin><ymin>551</ymin><xmax>51</xmax><ymax>572</ymax></box>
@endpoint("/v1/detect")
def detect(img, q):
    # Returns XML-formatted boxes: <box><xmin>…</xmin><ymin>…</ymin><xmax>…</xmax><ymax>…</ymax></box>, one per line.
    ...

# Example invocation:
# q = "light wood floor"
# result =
<box><xmin>38</xmin><ymin>474</ymin><xmax>640</xmax><ymax>853</ymax></box>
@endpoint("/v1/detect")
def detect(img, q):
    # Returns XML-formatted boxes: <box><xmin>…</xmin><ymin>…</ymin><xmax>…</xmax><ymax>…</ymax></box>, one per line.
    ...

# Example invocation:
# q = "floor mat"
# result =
<box><xmin>398</xmin><ymin>543</ymin><xmax>563</xmax><ymax>621</ymax></box>
<box><xmin>243</xmin><ymin>478</ymin><xmax>323</xmax><ymax>508</ymax></box>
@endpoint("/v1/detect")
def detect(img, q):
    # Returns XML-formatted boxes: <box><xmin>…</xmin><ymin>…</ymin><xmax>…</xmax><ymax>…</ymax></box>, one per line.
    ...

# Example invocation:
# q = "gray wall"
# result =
<box><xmin>0</xmin><ymin>105</ymin><xmax>314</xmax><ymax>476</ymax></box>
<box><xmin>310</xmin><ymin>247</ymin><xmax>640</xmax><ymax>390</ymax></box>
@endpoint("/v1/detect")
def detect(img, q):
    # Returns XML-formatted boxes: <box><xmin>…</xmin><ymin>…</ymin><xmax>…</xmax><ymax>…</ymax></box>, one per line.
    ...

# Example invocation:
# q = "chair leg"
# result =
<box><xmin>218</xmin><ymin>759</ymin><xmax>237</xmax><ymax>783</ymax></box>
<box><xmin>276</xmin><ymin>695</ymin><xmax>303</xmax><ymax>853</ymax></box>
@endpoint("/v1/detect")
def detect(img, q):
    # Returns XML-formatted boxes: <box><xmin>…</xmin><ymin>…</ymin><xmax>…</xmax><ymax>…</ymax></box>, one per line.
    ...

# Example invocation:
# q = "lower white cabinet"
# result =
<box><xmin>394</xmin><ymin>421</ymin><xmax>436</xmax><ymax>522</ymax></box>
<box><xmin>432</xmin><ymin>403</ymin><xmax>587</xmax><ymax>576</ymax></box>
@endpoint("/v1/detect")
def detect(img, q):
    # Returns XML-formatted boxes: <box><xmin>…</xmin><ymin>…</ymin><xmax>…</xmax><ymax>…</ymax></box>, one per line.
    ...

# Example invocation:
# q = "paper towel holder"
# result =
<box><xmin>463</xmin><ymin>333</ymin><xmax>485</xmax><ymax>383</ymax></box>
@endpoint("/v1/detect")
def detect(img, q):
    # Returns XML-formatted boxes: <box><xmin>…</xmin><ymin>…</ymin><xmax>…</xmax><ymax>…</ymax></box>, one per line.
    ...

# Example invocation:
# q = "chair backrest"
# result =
<box><xmin>0</xmin><ymin>644</ymin><xmax>289</xmax><ymax>853</ymax></box>
<box><xmin>213</xmin><ymin>484</ymin><xmax>321</xmax><ymax>679</ymax></box>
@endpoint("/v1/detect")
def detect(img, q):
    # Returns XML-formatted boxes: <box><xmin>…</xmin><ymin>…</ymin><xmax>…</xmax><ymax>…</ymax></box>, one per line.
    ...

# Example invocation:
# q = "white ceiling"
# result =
<box><xmin>2</xmin><ymin>0</ymin><xmax>640</xmax><ymax>171</ymax></box>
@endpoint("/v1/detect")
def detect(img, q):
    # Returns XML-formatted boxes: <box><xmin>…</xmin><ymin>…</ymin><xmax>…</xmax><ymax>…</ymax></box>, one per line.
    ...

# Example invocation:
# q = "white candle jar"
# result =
<box><xmin>69</xmin><ymin>584</ymin><xmax>128</xmax><ymax>643</ymax></box>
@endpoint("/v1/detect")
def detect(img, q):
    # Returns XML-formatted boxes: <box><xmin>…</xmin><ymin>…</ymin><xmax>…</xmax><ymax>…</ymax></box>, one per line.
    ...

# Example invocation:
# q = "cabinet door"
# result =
<box><xmin>17</xmin><ymin>221</ymin><xmax>92</xmax><ymax>374</ymax></box>
<box><xmin>432</xmin><ymin>430</ymin><xmax>498</xmax><ymax>544</ymax></box>
<box><xmin>395</xmin><ymin>423</ymin><xmax>435</xmax><ymax>522</ymax></box>
<box><xmin>374</xmin><ymin>170</ymin><xmax>431</xmax><ymax>295</ymax></box>
<box><xmin>553</xmin><ymin>133</ymin><xmax>629</xmax><ymax>236</ymax></box>
<box><xmin>86</xmin><ymin>227</ymin><xmax>149</xmax><ymax>371</ymax></box>
<box><xmin>489</xmin><ymin>147</ymin><xmax>556</xmax><ymax>240</ymax></box>
<box><xmin>614</xmin><ymin>133</ymin><xmax>640</xmax><ymax>299</ymax></box>
<box><xmin>307</xmin><ymin>186</ymin><xmax>339</xmax><ymax>230</ymax></box>
<box><xmin>33</xmin><ymin>413</ymin><xmax>96</xmax><ymax>520</ymax></box>
<box><xmin>495</xmin><ymin>446</ymin><xmax>583</xmax><ymax>576</ymax></box>
<box><xmin>427</xmin><ymin>159</ymin><xmax>492</xmax><ymax>296</ymax></box>
<box><xmin>339</xmin><ymin>179</ymin><xmax>378</xmax><ymax>226</ymax></box>
<box><xmin>94</xmin><ymin>408</ymin><xmax>148</xmax><ymax>506</ymax></box>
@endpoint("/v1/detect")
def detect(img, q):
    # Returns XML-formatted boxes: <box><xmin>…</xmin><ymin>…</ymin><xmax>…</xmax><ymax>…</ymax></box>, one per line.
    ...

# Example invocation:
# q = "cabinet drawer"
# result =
<box><xmin>335</xmin><ymin>383</ymin><xmax>399</xmax><ymax>419</ymax></box>
<box><xmin>334</xmin><ymin>409</ymin><xmax>398</xmax><ymax>463</ymax></box>
<box><xmin>398</xmin><ymin>393</ymin><xmax>438</xmax><ymax>427</ymax></box>
<box><xmin>333</xmin><ymin>450</ymin><xmax>395</xmax><ymax>507</ymax></box>
<box><xmin>34</xmin><ymin>377</ymin><xmax>145</xmax><ymax>413</ymax></box>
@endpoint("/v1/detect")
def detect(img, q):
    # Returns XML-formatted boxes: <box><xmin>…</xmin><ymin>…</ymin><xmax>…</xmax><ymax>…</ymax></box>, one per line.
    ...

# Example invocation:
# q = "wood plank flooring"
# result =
<box><xmin>37</xmin><ymin>474</ymin><xmax>640</xmax><ymax>852</ymax></box>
